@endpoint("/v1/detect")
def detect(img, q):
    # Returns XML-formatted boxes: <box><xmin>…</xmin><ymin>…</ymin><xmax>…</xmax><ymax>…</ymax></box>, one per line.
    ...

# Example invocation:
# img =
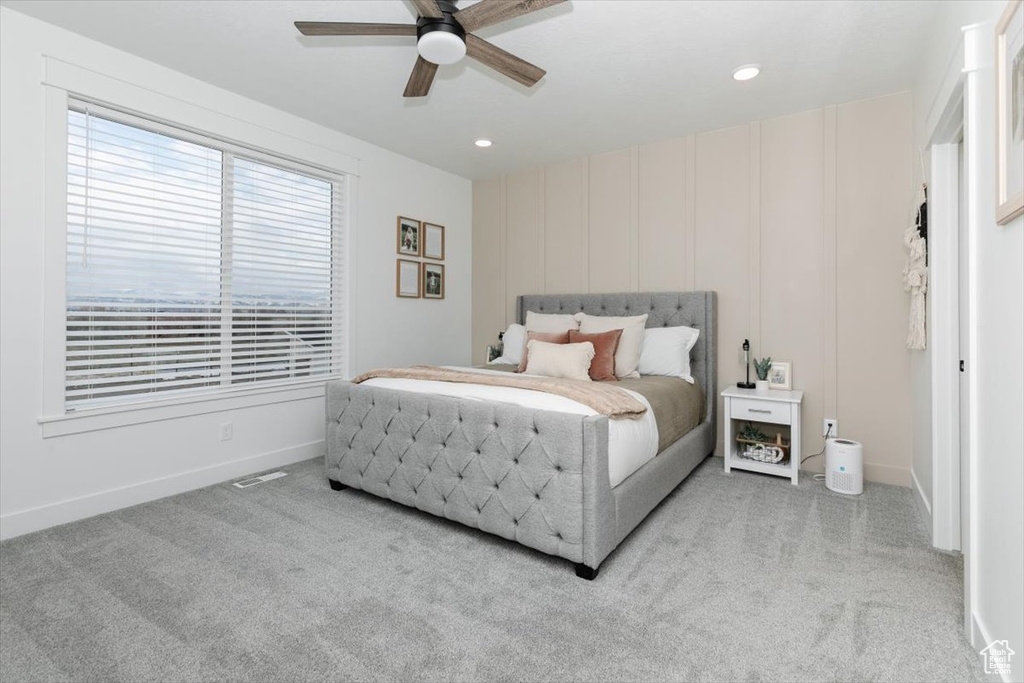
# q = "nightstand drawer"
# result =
<box><xmin>730</xmin><ymin>398</ymin><xmax>790</xmax><ymax>425</ymax></box>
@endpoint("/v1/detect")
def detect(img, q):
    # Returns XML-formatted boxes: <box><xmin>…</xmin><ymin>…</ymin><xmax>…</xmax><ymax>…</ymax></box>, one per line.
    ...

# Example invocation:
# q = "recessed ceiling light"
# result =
<box><xmin>732</xmin><ymin>65</ymin><xmax>760</xmax><ymax>82</ymax></box>
<box><xmin>475</xmin><ymin>139</ymin><xmax>493</xmax><ymax>148</ymax></box>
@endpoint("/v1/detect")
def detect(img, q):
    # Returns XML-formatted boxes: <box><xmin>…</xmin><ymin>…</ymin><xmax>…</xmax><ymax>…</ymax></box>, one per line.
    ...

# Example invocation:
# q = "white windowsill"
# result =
<box><xmin>38</xmin><ymin>376</ymin><xmax>345</xmax><ymax>438</ymax></box>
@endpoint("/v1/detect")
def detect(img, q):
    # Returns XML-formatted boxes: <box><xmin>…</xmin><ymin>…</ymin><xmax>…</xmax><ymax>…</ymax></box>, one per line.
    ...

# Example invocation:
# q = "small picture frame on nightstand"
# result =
<box><xmin>768</xmin><ymin>361</ymin><xmax>792</xmax><ymax>390</ymax></box>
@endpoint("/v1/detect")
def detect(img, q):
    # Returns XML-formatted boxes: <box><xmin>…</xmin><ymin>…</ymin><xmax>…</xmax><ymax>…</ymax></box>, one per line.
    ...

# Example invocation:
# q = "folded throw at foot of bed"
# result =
<box><xmin>350</xmin><ymin>366</ymin><xmax>647</xmax><ymax>419</ymax></box>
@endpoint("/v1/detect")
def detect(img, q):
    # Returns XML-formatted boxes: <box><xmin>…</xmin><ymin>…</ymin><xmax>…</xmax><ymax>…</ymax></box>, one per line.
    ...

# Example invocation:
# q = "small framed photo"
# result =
<box><xmin>423</xmin><ymin>263</ymin><xmax>445</xmax><ymax>300</ymax></box>
<box><xmin>423</xmin><ymin>222</ymin><xmax>445</xmax><ymax>260</ymax></box>
<box><xmin>768</xmin><ymin>361</ymin><xmax>792</xmax><ymax>390</ymax></box>
<box><xmin>397</xmin><ymin>216</ymin><xmax>421</xmax><ymax>256</ymax></box>
<box><xmin>996</xmin><ymin>0</ymin><xmax>1024</xmax><ymax>224</ymax></box>
<box><xmin>396</xmin><ymin>259</ymin><xmax>421</xmax><ymax>298</ymax></box>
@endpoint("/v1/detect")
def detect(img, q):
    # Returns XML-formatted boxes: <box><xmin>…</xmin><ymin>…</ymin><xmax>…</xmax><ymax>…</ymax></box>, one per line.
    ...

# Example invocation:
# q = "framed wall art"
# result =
<box><xmin>423</xmin><ymin>222</ymin><xmax>445</xmax><ymax>260</ymax></box>
<box><xmin>396</xmin><ymin>259</ymin><xmax>421</xmax><ymax>298</ymax></box>
<box><xmin>423</xmin><ymin>263</ymin><xmax>445</xmax><ymax>300</ymax></box>
<box><xmin>397</xmin><ymin>216</ymin><xmax>422</xmax><ymax>256</ymax></box>
<box><xmin>996</xmin><ymin>0</ymin><xmax>1024</xmax><ymax>224</ymax></box>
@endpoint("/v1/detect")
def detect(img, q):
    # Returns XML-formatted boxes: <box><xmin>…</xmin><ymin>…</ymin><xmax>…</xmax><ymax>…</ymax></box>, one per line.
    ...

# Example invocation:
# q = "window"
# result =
<box><xmin>65</xmin><ymin>103</ymin><xmax>345</xmax><ymax>410</ymax></box>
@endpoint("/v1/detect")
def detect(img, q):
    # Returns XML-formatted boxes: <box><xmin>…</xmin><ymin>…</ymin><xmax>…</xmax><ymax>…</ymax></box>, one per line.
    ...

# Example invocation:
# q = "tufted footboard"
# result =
<box><xmin>326</xmin><ymin>291</ymin><xmax>715</xmax><ymax>576</ymax></box>
<box><xmin>326</xmin><ymin>381</ymin><xmax>616</xmax><ymax>568</ymax></box>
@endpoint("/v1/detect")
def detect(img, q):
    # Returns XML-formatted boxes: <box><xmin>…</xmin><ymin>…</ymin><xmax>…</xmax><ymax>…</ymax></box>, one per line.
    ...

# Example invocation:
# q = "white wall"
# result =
<box><xmin>0</xmin><ymin>8</ymin><xmax>472</xmax><ymax>539</ymax></box>
<box><xmin>913</xmin><ymin>1</ymin><xmax>1023</xmax><ymax>676</ymax></box>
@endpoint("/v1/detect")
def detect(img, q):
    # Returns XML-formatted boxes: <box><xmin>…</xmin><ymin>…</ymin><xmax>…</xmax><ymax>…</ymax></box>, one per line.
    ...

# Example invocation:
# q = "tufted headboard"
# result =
<box><xmin>517</xmin><ymin>291</ymin><xmax>717</xmax><ymax>427</ymax></box>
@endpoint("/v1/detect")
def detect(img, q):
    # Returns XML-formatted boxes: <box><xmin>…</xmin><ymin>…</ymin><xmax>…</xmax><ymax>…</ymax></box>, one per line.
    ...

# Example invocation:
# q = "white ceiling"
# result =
<box><xmin>4</xmin><ymin>0</ymin><xmax>937</xmax><ymax>179</ymax></box>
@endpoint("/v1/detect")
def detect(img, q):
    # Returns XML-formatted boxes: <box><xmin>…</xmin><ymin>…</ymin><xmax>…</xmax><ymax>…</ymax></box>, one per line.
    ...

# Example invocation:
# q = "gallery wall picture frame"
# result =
<box><xmin>423</xmin><ymin>262</ymin><xmax>445</xmax><ymax>300</ymax></box>
<box><xmin>423</xmin><ymin>222</ymin><xmax>446</xmax><ymax>260</ymax></box>
<box><xmin>996</xmin><ymin>0</ymin><xmax>1024</xmax><ymax>224</ymax></box>
<box><xmin>397</xmin><ymin>216</ymin><xmax>422</xmax><ymax>256</ymax></box>
<box><xmin>768</xmin><ymin>361</ymin><xmax>792</xmax><ymax>390</ymax></box>
<box><xmin>396</xmin><ymin>259</ymin><xmax>421</xmax><ymax>298</ymax></box>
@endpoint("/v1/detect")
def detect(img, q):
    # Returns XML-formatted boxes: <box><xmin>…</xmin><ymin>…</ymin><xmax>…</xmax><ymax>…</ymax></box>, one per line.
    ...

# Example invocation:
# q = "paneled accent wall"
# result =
<box><xmin>472</xmin><ymin>92</ymin><xmax>913</xmax><ymax>485</ymax></box>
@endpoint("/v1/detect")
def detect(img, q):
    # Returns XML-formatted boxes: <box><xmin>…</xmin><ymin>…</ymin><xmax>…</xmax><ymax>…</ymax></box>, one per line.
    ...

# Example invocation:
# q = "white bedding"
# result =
<box><xmin>360</xmin><ymin>365</ymin><xmax>659</xmax><ymax>488</ymax></box>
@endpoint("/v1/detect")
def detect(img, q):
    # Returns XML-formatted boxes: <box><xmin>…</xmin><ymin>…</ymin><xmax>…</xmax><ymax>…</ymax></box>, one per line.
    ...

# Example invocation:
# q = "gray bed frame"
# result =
<box><xmin>325</xmin><ymin>291</ymin><xmax>717</xmax><ymax>579</ymax></box>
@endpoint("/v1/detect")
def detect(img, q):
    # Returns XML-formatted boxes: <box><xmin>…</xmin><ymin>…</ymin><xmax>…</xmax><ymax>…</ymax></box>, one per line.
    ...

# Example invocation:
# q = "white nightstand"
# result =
<box><xmin>721</xmin><ymin>386</ymin><xmax>804</xmax><ymax>485</ymax></box>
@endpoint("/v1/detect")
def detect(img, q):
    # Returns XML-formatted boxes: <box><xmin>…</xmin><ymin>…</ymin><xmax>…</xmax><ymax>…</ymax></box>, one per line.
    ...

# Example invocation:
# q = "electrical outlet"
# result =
<box><xmin>823</xmin><ymin>418</ymin><xmax>838</xmax><ymax>439</ymax></box>
<box><xmin>220</xmin><ymin>422</ymin><xmax>233</xmax><ymax>442</ymax></box>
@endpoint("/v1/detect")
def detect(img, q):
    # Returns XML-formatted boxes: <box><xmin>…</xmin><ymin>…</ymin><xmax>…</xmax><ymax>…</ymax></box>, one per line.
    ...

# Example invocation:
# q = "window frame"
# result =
<box><xmin>39</xmin><ymin>75</ymin><xmax>354</xmax><ymax>437</ymax></box>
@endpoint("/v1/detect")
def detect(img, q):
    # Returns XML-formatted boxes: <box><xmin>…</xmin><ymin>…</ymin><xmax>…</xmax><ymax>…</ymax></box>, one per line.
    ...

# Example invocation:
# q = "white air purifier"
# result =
<box><xmin>825</xmin><ymin>438</ymin><xmax>863</xmax><ymax>495</ymax></box>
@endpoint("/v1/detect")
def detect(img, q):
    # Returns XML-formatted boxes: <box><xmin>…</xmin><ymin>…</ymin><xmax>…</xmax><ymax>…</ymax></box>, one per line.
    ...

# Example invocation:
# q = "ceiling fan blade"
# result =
<box><xmin>404</xmin><ymin>56</ymin><xmax>439</xmax><ymax>97</ymax></box>
<box><xmin>465</xmin><ymin>34</ymin><xmax>545</xmax><ymax>87</ymax></box>
<box><xmin>455</xmin><ymin>0</ymin><xmax>566</xmax><ymax>33</ymax></box>
<box><xmin>295</xmin><ymin>22</ymin><xmax>417</xmax><ymax>37</ymax></box>
<box><xmin>410</xmin><ymin>0</ymin><xmax>444</xmax><ymax>19</ymax></box>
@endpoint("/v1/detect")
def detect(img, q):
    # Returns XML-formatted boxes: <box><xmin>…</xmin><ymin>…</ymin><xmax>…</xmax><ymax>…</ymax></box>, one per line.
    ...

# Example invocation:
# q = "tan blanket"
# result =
<box><xmin>617</xmin><ymin>376</ymin><xmax>704</xmax><ymax>451</ymax></box>
<box><xmin>351</xmin><ymin>366</ymin><xmax>647</xmax><ymax>419</ymax></box>
<box><xmin>485</xmin><ymin>364</ymin><xmax>703</xmax><ymax>450</ymax></box>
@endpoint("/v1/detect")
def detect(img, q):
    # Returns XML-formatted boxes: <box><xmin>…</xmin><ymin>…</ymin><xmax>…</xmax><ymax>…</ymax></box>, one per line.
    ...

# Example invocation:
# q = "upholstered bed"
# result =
<box><xmin>325</xmin><ymin>291</ymin><xmax>717</xmax><ymax>578</ymax></box>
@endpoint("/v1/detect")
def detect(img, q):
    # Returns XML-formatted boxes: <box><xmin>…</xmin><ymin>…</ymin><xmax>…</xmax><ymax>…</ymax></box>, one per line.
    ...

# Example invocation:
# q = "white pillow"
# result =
<box><xmin>523</xmin><ymin>340</ymin><xmax>594</xmax><ymax>381</ymax></box>
<box><xmin>525</xmin><ymin>310</ymin><xmax>580</xmax><ymax>334</ymax></box>
<box><xmin>495</xmin><ymin>323</ymin><xmax>526</xmax><ymax>365</ymax></box>
<box><xmin>574</xmin><ymin>312</ymin><xmax>648</xmax><ymax>379</ymax></box>
<box><xmin>638</xmin><ymin>326</ymin><xmax>700</xmax><ymax>383</ymax></box>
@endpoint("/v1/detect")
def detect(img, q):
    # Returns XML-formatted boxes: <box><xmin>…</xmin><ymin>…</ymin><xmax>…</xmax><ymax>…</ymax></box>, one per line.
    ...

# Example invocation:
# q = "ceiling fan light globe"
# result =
<box><xmin>418</xmin><ymin>31</ymin><xmax>466</xmax><ymax>65</ymax></box>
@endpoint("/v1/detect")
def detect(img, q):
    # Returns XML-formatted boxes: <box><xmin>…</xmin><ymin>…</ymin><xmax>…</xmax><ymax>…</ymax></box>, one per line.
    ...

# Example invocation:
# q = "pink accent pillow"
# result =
<box><xmin>517</xmin><ymin>331</ymin><xmax>570</xmax><ymax>372</ymax></box>
<box><xmin>568</xmin><ymin>329</ymin><xmax>623</xmax><ymax>382</ymax></box>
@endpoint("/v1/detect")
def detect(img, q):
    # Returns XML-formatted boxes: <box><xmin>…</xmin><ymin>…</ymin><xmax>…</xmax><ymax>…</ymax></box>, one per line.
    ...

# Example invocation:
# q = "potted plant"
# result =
<box><xmin>753</xmin><ymin>357</ymin><xmax>772</xmax><ymax>393</ymax></box>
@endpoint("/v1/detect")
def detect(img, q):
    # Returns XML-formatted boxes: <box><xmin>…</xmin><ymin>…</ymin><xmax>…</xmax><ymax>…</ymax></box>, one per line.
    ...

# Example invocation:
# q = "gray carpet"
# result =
<box><xmin>0</xmin><ymin>456</ymin><xmax>984</xmax><ymax>682</ymax></box>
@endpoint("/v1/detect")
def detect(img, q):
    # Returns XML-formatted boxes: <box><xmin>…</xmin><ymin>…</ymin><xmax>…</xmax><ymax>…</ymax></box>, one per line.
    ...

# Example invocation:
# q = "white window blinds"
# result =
<box><xmin>66</xmin><ymin>103</ymin><xmax>345</xmax><ymax>410</ymax></box>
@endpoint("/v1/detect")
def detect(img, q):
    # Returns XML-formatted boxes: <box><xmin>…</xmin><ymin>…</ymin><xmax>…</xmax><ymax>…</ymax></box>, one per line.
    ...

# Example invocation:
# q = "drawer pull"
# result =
<box><xmin>730</xmin><ymin>398</ymin><xmax>788</xmax><ymax>425</ymax></box>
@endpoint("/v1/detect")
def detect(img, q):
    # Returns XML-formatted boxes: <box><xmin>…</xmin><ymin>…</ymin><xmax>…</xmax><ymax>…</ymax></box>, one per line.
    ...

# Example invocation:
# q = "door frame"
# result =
<box><xmin>927</xmin><ymin>21</ymin><xmax>989</xmax><ymax>642</ymax></box>
<box><xmin>929</xmin><ymin>133</ymin><xmax>962</xmax><ymax>555</ymax></box>
<box><xmin>926</xmin><ymin>24</ymin><xmax>967</xmax><ymax>556</ymax></box>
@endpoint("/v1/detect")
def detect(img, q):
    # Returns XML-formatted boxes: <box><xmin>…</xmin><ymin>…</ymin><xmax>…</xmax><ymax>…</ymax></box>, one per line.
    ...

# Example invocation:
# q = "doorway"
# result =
<box><xmin>928</xmin><ymin>88</ymin><xmax>970</xmax><ymax>637</ymax></box>
<box><xmin>924</xmin><ymin>19</ymin><xmax>994</xmax><ymax>648</ymax></box>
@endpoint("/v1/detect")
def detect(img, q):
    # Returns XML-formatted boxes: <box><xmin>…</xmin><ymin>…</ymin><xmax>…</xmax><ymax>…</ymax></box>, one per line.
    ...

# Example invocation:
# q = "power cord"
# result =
<box><xmin>801</xmin><ymin>424</ymin><xmax>833</xmax><ymax>464</ymax></box>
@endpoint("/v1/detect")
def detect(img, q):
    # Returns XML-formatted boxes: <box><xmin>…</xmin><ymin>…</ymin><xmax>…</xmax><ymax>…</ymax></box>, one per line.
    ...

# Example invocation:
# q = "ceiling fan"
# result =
<box><xmin>295</xmin><ymin>0</ymin><xmax>566</xmax><ymax>97</ymax></box>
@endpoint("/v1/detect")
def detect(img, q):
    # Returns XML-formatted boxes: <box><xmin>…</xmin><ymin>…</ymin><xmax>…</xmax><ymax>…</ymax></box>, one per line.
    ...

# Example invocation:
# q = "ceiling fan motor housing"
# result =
<box><xmin>416</xmin><ymin>0</ymin><xmax>467</xmax><ymax>65</ymax></box>
<box><xmin>416</xmin><ymin>2</ymin><xmax>465</xmax><ymax>37</ymax></box>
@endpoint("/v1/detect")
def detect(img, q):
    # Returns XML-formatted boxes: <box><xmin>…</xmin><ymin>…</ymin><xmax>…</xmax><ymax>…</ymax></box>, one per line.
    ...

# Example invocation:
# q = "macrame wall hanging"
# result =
<box><xmin>903</xmin><ymin>183</ymin><xmax>928</xmax><ymax>350</ymax></box>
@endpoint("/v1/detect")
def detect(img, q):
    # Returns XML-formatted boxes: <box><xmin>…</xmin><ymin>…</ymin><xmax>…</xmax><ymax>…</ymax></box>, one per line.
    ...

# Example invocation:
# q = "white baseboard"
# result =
<box><xmin>863</xmin><ymin>462</ymin><xmax>911</xmax><ymax>486</ymax></box>
<box><xmin>910</xmin><ymin>468</ymin><xmax>933</xmax><ymax>533</ymax></box>
<box><xmin>911</xmin><ymin>469</ymin><xmax>932</xmax><ymax>515</ymax></box>
<box><xmin>0</xmin><ymin>440</ymin><xmax>324</xmax><ymax>541</ymax></box>
<box><xmin>972</xmin><ymin>610</ymin><xmax>1016</xmax><ymax>683</ymax></box>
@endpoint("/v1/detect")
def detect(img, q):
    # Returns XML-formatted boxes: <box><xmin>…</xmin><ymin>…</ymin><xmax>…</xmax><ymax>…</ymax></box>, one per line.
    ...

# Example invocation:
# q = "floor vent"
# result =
<box><xmin>233</xmin><ymin>471</ymin><xmax>287</xmax><ymax>489</ymax></box>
